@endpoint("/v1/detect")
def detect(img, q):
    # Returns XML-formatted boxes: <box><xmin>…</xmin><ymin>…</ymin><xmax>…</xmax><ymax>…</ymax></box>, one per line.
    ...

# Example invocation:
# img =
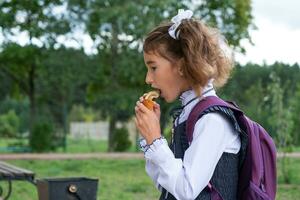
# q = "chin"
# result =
<box><xmin>164</xmin><ymin>95</ymin><xmax>177</xmax><ymax>103</ymax></box>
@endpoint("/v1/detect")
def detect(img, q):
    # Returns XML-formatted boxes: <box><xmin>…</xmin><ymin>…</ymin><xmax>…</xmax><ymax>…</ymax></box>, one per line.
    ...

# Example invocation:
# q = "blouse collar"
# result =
<box><xmin>179</xmin><ymin>80</ymin><xmax>215</xmax><ymax>106</ymax></box>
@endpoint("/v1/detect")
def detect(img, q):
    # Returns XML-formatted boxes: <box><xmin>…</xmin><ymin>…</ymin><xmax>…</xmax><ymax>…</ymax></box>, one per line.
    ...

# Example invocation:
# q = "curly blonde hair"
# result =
<box><xmin>143</xmin><ymin>18</ymin><xmax>233</xmax><ymax>96</ymax></box>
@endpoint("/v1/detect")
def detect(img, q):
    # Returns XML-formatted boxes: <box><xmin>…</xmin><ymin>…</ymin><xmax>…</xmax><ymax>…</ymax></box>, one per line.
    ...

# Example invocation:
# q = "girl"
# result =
<box><xmin>135</xmin><ymin>9</ymin><xmax>241</xmax><ymax>200</ymax></box>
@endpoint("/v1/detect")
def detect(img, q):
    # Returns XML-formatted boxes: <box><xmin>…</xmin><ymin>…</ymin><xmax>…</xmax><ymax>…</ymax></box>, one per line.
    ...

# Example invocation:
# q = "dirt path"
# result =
<box><xmin>277</xmin><ymin>152</ymin><xmax>300</xmax><ymax>158</ymax></box>
<box><xmin>0</xmin><ymin>152</ymin><xmax>299</xmax><ymax>160</ymax></box>
<box><xmin>0</xmin><ymin>152</ymin><xmax>144</xmax><ymax>160</ymax></box>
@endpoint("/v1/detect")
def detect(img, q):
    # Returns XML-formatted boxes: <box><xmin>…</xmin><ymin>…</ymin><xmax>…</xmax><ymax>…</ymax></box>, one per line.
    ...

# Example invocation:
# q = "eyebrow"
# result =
<box><xmin>146</xmin><ymin>60</ymin><xmax>156</xmax><ymax>65</ymax></box>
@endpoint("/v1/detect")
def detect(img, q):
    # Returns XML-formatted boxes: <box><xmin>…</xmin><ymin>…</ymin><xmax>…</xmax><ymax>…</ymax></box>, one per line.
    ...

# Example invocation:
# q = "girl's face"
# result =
<box><xmin>143</xmin><ymin>51</ymin><xmax>190</xmax><ymax>102</ymax></box>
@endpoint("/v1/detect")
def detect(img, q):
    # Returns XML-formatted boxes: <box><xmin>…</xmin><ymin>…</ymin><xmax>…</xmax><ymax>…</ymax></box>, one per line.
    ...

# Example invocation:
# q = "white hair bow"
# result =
<box><xmin>168</xmin><ymin>9</ymin><xmax>193</xmax><ymax>40</ymax></box>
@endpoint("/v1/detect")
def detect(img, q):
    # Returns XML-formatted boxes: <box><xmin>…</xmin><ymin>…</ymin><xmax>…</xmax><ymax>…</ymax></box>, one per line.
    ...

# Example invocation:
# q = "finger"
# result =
<box><xmin>135</xmin><ymin>107</ymin><xmax>142</xmax><ymax>119</ymax></box>
<box><xmin>135</xmin><ymin>103</ymin><xmax>140</xmax><ymax>111</ymax></box>
<box><xmin>135</xmin><ymin>108</ymin><xmax>146</xmax><ymax>124</ymax></box>
<box><xmin>135</xmin><ymin>114</ymin><xmax>143</xmax><ymax>127</ymax></box>
<box><xmin>135</xmin><ymin>101</ymin><xmax>144</xmax><ymax>113</ymax></box>
<box><xmin>136</xmin><ymin>100</ymin><xmax>140</xmax><ymax>106</ymax></box>
<box><xmin>139</xmin><ymin>96</ymin><xmax>145</xmax><ymax>102</ymax></box>
<box><xmin>153</xmin><ymin>102</ymin><xmax>160</xmax><ymax>109</ymax></box>
<box><xmin>153</xmin><ymin>102</ymin><xmax>160</xmax><ymax>113</ymax></box>
<box><xmin>134</xmin><ymin>117</ymin><xmax>144</xmax><ymax>134</ymax></box>
<box><xmin>136</xmin><ymin>106</ymin><xmax>148</xmax><ymax>122</ymax></box>
<box><xmin>136</xmin><ymin>100</ymin><xmax>149</xmax><ymax>113</ymax></box>
<box><xmin>135</xmin><ymin>105</ymin><xmax>140</xmax><ymax>115</ymax></box>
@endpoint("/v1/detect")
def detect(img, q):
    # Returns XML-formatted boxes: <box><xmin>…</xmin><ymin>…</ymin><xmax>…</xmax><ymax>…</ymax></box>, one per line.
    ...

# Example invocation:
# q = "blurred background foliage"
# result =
<box><xmin>0</xmin><ymin>0</ymin><xmax>299</xmax><ymax>153</ymax></box>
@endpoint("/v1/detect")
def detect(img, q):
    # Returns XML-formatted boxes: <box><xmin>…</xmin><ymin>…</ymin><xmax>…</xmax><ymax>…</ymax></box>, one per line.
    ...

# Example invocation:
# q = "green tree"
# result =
<box><xmin>0</xmin><ymin>0</ymin><xmax>70</xmax><ymax>47</ymax></box>
<box><xmin>242</xmin><ymin>80</ymin><xmax>268</xmax><ymax>125</ymax></box>
<box><xmin>192</xmin><ymin>0</ymin><xmax>254</xmax><ymax>52</ymax></box>
<box><xmin>0</xmin><ymin>97</ymin><xmax>29</xmax><ymax>135</ymax></box>
<box><xmin>290</xmin><ymin>83</ymin><xmax>300</xmax><ymax>145</ymax></box>
<box><xmin>0</xmin><ymin>43</ymin><xmax>43</xmax><ymax>136</ymax></box>
<box><xmin>220</xmin><ymin>63</ymin><xmax>270</xmax><ymax>103</ymax></box>
<box><xmin>267</xmin><ymin>72</ymin><xmax>293</xmax><ymax>184</ymax></box>
<box><xmin>0</xmin><ymin>69</ymin><xmax>13</xmax><ymax>101</ymax></box>
<box><xmin>0</xmin><ymin>110</ymin><xmax>20</xmax><ymax>138</ymax></box>
<box><xmin>37</xmin><ymin>47</ymin><xmax>95</xmax><ymax>149</ymax></box>
<box><xmin>0</xmin><ymin>1</ymin><xmax>71</xmax><ymax>143</ymax></box>
<box><xmin>69</xmin><ymin>104</ymin><xmax>102</xmax><ymax>122</ymax></box>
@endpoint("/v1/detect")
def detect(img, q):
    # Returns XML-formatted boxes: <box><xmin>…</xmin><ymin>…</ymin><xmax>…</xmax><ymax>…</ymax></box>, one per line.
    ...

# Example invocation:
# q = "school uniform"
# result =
<box><xmin>140</xmin><ymin>81</ymin><xmax>242</xmax><ymax>200</ymax></box>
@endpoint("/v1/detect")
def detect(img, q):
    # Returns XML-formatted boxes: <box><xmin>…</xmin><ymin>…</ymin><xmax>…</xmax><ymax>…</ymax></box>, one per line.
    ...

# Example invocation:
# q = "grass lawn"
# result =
<box><xmin>3</xmin><ymin>159</ymin><xmax>159</xmax><ymax>200</ymax></box>
<box><xmin>1</xmin><ymin>137</ymin><xmax>300</xmax><ymax>154</ymax></box>
<box><xmin>59</xmin><ymin>137</ymin><xmax>140</xmax><ymax>153</ymax></box>
<box><xmin>0</xmin><ymin>158</ymin><xmax>298</xmax><ymax>200</ymax></box>
<box><xmin>0</xmin><ymin>137</ymin><xmax>139</xmax><ymax>153</ymax></box>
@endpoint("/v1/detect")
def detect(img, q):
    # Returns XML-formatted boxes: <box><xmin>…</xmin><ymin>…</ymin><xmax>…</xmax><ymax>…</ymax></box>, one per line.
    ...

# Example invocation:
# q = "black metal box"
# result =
<box><xmin>36</xmin><ymin>177</ymin><xmax>98</xmax><ymax>200</ymax></box>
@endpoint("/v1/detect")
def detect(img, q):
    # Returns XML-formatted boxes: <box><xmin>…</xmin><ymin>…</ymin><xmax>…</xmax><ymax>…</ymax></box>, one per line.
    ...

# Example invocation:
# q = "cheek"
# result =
<box><xmin>167</xmin><ymin>71</ymin><xmax>183</xmax><ymax>87</ymax></box>
<box><xmin>162</xmin><ymin>77</ymin><xmax>182</xmax><ymax>100</ymax></box>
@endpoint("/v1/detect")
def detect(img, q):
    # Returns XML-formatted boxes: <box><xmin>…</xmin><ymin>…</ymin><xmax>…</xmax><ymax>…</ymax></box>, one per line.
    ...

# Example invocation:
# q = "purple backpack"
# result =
<box><xmin>186</xmin><ymin>96</ymin><xmax>277</xmax><ymax>200</ymax></box>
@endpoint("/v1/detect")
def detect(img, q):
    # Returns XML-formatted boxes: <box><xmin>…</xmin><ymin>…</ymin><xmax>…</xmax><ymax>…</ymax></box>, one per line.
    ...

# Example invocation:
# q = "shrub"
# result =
<box><xmin>112</xmin><ymin>127</ymin><xmax>132</xmax><ymax>152</ymax></box>
<box><xmin>30</xmin><ymin>121</ymin><xmax>54</xmax><ymax>152</ymax></box>
<box><xmin>0</xmin><ymin>110</ymin><xmax>20</xmax><ymax>138</ymax></box>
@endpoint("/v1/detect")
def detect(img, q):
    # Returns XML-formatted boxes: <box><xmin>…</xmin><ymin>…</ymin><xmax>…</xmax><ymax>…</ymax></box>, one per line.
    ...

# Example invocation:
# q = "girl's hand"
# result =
<box><xmin>135</xmin><ymin>98</ymin><xmax>161</xmax><ymax>145</ymax></box>
<box><xmin>139</xmin><ymin>95</ymin><xmax>161</xmax><ymax>119</ymax></box>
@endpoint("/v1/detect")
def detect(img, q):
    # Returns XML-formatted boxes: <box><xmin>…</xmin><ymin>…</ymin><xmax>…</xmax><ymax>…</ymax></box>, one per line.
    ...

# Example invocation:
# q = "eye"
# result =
<box><xmin>150</xmin><ymin>66</ymin><xmax>157</xmax><ymax>71</ymax></box>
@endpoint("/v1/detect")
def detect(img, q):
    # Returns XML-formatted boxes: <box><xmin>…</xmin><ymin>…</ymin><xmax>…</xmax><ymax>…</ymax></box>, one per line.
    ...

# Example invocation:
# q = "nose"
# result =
<box><xmin>145</xmin><ymin>71</ymin><xmax>153</xmax><ymax>85</ymax></box>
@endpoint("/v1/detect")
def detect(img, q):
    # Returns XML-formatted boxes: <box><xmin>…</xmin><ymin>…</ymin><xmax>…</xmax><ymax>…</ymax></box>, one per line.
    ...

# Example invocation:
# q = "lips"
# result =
<box><xmin>153</xmin><ymin>88</ymin><xmax>162</xmax><ymax>98</ymax></box>
<box><xmin>159</xmin><ymin>90</ymin><xmax>163</xmax><ymax>98</ymax></box>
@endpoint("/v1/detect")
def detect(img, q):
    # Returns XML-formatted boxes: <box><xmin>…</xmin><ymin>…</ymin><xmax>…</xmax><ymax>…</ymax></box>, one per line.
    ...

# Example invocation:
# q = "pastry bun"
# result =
<box><xmin>142</xmin><ymin>91</ymin><xmax>160</xmax><ymax>110</ymax></box>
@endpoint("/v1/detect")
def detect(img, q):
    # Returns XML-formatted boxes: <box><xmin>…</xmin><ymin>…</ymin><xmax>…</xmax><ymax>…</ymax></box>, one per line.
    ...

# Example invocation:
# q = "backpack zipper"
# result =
<box><xmin>261</xmin><ymin>183</ymin><xmax>266</xmax><ymax>192</ymax></box>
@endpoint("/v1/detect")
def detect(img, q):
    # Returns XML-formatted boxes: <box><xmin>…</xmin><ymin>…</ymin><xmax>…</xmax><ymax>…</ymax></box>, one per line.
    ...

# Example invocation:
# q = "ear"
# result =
<box><xmin>178</xmin><ymin>67</ymin><xmax>184</xmax><ymax>76</ymax></box>
<box><xmin>177</xmin><ymin>58</ymin><xmax>185</xmax><ymax>76</ymax></box>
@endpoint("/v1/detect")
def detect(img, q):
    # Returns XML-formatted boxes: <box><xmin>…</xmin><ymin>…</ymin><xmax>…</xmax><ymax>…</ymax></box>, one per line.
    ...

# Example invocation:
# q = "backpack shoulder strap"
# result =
<box><xmin>186</xmin><ymin>96</ymin><xmax>243</xmax><ymax>143</ymax></box>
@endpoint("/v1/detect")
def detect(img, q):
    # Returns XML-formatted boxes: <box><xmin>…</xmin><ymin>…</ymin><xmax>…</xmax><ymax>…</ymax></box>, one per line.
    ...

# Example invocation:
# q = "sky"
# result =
<box><xmin>234</xmin><ymin>0</ymin><xmax>300</xmax><ymax>65</ymax></box>
<box><xmin>0</xmin><ymin>0</ymin><xmax>299</xmax><ymax>65</ymax></box>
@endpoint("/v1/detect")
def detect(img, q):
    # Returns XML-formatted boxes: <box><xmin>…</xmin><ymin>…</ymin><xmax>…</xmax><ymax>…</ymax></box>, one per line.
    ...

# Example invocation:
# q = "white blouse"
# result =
<box><xmin>140</xmin><ymin>83</ymin><xmax>241</xmax><ymax>200</ymax></box>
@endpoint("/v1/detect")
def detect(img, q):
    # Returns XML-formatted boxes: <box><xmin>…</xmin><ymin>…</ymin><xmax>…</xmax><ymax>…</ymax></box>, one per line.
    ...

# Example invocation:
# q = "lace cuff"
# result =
<box><xmin>139</xmin><ymin>138</ymin><xmax>149</xmax><ymax>152</ymax></box>
<box><xmin>139</xmin><ymin>136</ymin><xmax>167</xmax><ymax>153</ymax></box>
